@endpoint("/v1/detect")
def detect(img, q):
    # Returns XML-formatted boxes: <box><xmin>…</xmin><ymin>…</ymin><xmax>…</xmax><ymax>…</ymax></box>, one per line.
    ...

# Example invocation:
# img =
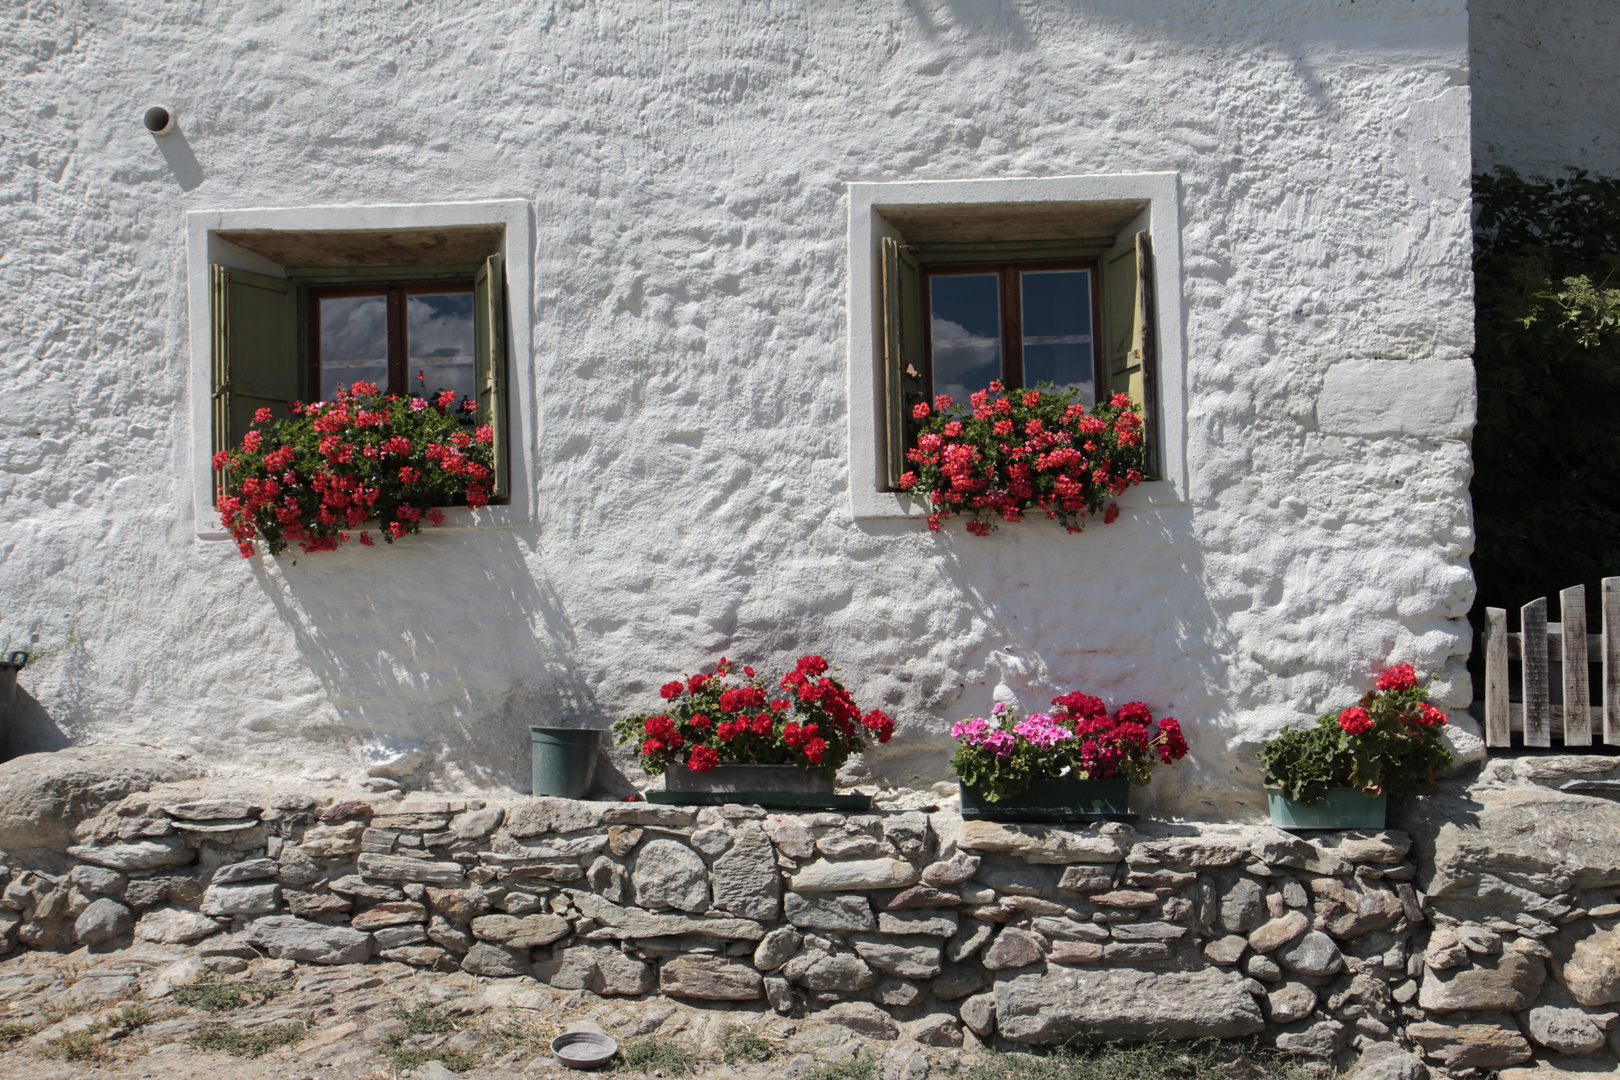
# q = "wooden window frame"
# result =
<box><xmin>306</xmin><ymin>280</ymin><xmax>477</xmax><ymax>401</ymax></box>
<box><xmin>919</xmin><ymin>259</ymin><xmax>1102</xmax><ymax>401</ymax></box>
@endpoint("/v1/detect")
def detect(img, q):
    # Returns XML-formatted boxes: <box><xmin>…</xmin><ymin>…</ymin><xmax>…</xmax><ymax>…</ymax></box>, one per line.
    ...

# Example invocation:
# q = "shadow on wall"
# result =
<box><xmin>851</xmin><ymin>503</ymin><xmax>1253</xmax><ymax>820</ymax></box>
<box><xmin>1</xmin><ymin>687</ymin><xmax>72</xmax><ymax>762</ymax></box>
<box><xmin>249</xmin><ymin>527</ymin><xmax>599</xmax><ymax>794</ymax></box>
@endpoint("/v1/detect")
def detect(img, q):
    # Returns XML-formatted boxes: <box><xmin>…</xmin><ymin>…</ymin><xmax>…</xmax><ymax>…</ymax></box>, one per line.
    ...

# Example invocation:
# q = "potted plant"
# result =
<box><xmin>214</xmin><ymin>381</ymin><xmax>495</xmax><ymax>558</ymax></box>
<box><xmin>615</xmin><ymin>656</ymin><xmax>895</xmax><ymax>797</ymax></box>
<box><xmin>1258</xmin><ymin>663</ymin><xmax>1452</xmax><ymax>829</ymax></box>
<box><xmin>952</xmin><ymin>692</ymin><xmax>1189</xmax><ymax>820</ymax></box>
<box><xmin>899</xmin><ymin>382</ymin><xmax>1148</xmax><ymax>536</ymax></box>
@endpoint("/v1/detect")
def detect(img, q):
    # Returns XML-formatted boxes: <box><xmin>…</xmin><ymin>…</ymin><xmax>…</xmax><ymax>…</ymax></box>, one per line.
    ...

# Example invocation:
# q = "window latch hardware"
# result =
<box><xmin>211</xmin><ymin>383</ymin><xmax>231</xmax><ymax>400</ymax></box>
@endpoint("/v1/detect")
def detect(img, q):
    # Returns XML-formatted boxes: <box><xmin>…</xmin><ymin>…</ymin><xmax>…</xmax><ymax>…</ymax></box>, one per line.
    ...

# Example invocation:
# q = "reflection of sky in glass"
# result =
<box><xmin>1021</xmin><ymin>270</ymin><xmax>1094</xmax><ymax>405</ymax></box>
<box><xmin>319</xmin><ymin>295</ymin><xmax>388</xmax><ymax>401</ymax></box>
<box><xmin>408</xmin><ymin>292</ymin><xmax>477</xmax><ymax>416</ymax></box>
<box><xmin>930</xmin><ymin>273</ymin><xmax>1001</xmax><ymax>405</ymax></box>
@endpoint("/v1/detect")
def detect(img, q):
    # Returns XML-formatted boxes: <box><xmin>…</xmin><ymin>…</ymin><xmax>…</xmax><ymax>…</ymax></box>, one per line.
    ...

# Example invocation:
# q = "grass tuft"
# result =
<box><xmin>390</xmin><ymin>1002</ymin><xmax>460</xmax><ymax>1039</ymax></box>
<box><xmin>173</xmin><ymin>976</ymin><xmax>284</xmax><ymax>1013</ymax></box>
<box><xmin>616</xmin><ymin>1035</ymin><xmax>702</xmax><ymax>1075</ymax></box>
<box><xmin>119</xmin><ymin>1004</ymin><xmax>153</xmax><ymax>1030</ymax></box>
<box><xmin>40</xmin><ymin>1027</ymin><xmax>106</xmax><ymax>1061</ymax></box>
<box><xmin>190</xmin><ymin>1019</ymin><xmax>310</xmax><ymax>1057</ymax></box>
<box><xmin>388</xmin><ymin>1047</ymin><xmax>481</xmax><ymax>1073</ymax></box>
<box><xmin>804</xmin><ymin>1053</ymin><xmax>881</xmax><ymax>1080</ymax></box>
<box><xmin>963</xmin><ymin>1040</ymin><xmax>1337</xmax><ymax>1080</ymax></box>
<box><xmin>720</xmin><ymin>1025</ymin><xmax>776</xmax><ymax>1066</ymax></box>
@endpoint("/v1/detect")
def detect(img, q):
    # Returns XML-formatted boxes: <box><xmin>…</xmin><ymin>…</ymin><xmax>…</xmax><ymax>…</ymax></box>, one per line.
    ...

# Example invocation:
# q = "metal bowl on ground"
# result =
<box><xmin>551</xmin><ymin>1031</ymin><xmax>619</xmax><ymax>1070</ymax></box>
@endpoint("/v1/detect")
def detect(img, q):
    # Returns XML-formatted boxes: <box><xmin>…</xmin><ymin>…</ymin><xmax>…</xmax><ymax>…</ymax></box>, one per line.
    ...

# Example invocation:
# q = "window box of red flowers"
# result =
<box><xmin>950</xmin><ymin>692</ymin><xmax>1189</xmax><ymax>822</ymax></box>
<box><xmin>614</xmin><ymin>656</ymin><xmax>895</xmax><ymax>807</ymax></box>
<box><xmin>899</xmin><ymin>382</ymin><xmax>1148</xmax><ymax>536</ymax></box>
<box><xmin>1257</xmin><ymin>663</ymin><xmax>1452</xmax><ymax>830</ymax></box>
<box><xmin>214</xmin><ymin>381</ymin><xmax>495</xmax><ymax>558</ymax></box>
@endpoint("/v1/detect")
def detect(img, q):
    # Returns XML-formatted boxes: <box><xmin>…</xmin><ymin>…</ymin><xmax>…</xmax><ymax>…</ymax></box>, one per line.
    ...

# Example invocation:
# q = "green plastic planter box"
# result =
<box><xmin>530</xmin><ymin>726</ymin><xmax>601</xmax><ymax>799</ymax></box>
<box><xmin>959</xmin><ymin>777</ymin><xmax>1132</xmax><ymax>822</ymax></box>
<box><xmin>1266</xmin><ymin>787</ymin><xmax>1387</xmax><ymax>830</ymax></box>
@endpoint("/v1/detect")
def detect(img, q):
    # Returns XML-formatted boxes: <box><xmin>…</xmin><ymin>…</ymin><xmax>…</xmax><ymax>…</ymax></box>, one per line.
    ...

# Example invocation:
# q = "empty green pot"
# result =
<box><xmin>530</xmin><ymin>726</ymin><xmax>601</xmax><ymax>799</ymax></box>
<box><xmin>1266</xmin><ymin>787</ymin><xmax>1387</xmax><ymax>830</ymax></box>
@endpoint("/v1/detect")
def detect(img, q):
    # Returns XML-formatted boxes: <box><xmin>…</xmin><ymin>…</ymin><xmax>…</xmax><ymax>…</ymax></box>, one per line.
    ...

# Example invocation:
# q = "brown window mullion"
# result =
<box><xmin>1000</xmin><ymin>266</ymin><xmax>1023</xmax><ymax>390</ymax></box>
<box><xmin>387</xmin><ymin>288</ymin><xmax>406</xmax><ymax>395</ymax></box>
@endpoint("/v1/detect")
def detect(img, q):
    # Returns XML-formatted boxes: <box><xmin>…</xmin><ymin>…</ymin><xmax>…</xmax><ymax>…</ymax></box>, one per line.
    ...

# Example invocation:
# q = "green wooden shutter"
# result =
<box><xmin>474</xmin><ymin>253</ymin><xmax>509</xmax><ymax>501</ymax></box>
<box><xmin>1101</xmin><ymin>232</ymin><xmax>1156</xmax><ymax>464</ymax></box>
<box><xmin>210</xmin><ymin>265</ymin><xmax>300</xmax><ymax>495</ymax></box>
<box><xmin>880</xmin><ymin>237</ymin><xmax>925</xmax><ymax>490</ymax></box>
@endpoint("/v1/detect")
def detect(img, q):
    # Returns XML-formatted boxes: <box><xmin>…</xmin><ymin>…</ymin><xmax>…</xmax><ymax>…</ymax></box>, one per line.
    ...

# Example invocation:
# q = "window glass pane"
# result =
<box><xmin>929</xmin><ymin>272</ymin><xmax>1001</xmax><ymax>404</ymax></box>
<box><xmin>1021</xmin><ymin>269</ymin><xmax>1095</xmax><ymax>405</ymax></box>
<box><xmin>407</xmin><ymin>291</ymin><xmax>477</xmax><ymax>420</ymax></box>
<box><xmin>318</xmin><ymin>295</ymin><xmax>389</xmax><ymax>402</ymax></box>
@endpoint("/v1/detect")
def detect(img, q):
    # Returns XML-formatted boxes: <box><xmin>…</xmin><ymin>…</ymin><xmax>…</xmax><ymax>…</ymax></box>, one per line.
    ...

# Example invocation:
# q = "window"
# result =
<box><xmin>845</xmin><ymin>174</ymin><xmax>1184</xmax><ymax>520</ymax></box>
<box><xmin>208</xmin><ymin>255</ymin><xmax>508</xmax><ymax>502</ymax></box>
<box><xmin>878</xmin><ymin>232</ymin><xmax>1157</xmax><ymax>491</ymax></box>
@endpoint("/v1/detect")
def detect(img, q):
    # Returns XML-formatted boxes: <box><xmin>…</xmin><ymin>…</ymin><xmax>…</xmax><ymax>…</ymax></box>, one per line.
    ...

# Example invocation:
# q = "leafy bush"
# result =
<box><xmin>189</xmin><ymin>1020</ymin><xmax>309</xmax><ymax>1057</ymax></box>
<box><xmin>719</xmin><ymin>1026</ymin><xmax>775</xmax><ymax>1065</ymax></box>
<box><xmin>1258</xmin><ymin>664</ymin><xmax>1452</xmax><ymax>805</ymax></box>
<box><xmin>615</xmin><ymin>1036</ymin><xmax>701</xmax><ymax>1075</ymax></box>
<box><xmin>173</xmin><ymin>976</ymin><xmax>283</xmax><ymax>1013</ymax></box>
<box><xmin>1472</xmin><ymin>168</ymin><xmax>1620</xmax><ymax>618</ymax></box>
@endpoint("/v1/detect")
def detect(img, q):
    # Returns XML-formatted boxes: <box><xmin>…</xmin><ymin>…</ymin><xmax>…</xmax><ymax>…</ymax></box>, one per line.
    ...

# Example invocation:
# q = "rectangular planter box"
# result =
<box><xmin>664</xmin><ymin>763</ymin><xmax>833</xmax><ymax>795</ymax></box>
<box><xmin>959</xmin><ymin>777</ymin><xmax>1132</xmax><ymax>822</ymax></box>
<box><xmin>1266</xmin><ymin>787</ymin><xmax>1387</xmax><ymax>830</ymax></box>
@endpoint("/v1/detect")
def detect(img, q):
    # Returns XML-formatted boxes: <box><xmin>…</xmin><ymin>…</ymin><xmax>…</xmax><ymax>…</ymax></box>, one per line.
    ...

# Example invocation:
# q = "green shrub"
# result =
<box><xmin>389</xmin><ymin>1047</ymin><xmax>481</xmax><ymax>1073</ymax></box>
<box><xmin>720</xmin><ymin>1025</ymin><xmax>775</xmax><ymax>1065</ymax></box>
<box><xmin>173</xmin><ymin>976</ymin><xmax>283</xmax><ymax>1013</ymax></box>
<box><xmin>40</xmin><ymin>1028</ymin><xmax>105</xmax><ymax>1061</ymax></box>
<box><xmin>1472</xmin><ymin>168</ymin><xmax>1620</xmax><ymax>621</ymax></box>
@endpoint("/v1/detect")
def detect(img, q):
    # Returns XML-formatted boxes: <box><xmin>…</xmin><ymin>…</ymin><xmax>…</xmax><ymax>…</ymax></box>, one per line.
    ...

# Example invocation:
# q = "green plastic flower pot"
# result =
<box><xmin>530</xmin><ymin>726</ymin><xmax>601</xmax><ymax>799</ymax></box>
<box><xmin>959</xmin><ymin>777</ymin><xmax>1131</xmax><ymax>820</ymax></box>
<box><xmin>1266</xmin><ymin>787</ymin><xmax>1387</xmax><ymax>830</ymax></box>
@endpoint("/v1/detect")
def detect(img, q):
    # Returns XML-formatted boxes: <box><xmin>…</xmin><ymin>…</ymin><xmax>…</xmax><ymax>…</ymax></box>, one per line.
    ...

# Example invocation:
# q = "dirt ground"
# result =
<box><xmin>0</xmin><ymin>944</ymin><xmax>951</xmax><ymax>1080</ymax></box>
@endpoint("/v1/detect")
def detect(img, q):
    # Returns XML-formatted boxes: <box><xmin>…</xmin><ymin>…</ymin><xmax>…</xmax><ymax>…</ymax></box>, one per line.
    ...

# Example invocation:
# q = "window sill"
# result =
<box><xmin>194</xmin><ymin>502</ymin><xmax>526</xmax><ymax>542</ymax></box>
<box><xmin>851</xmin><ymin>477</ymin><xmax>1186</xmax><ymax>521</ymax></box>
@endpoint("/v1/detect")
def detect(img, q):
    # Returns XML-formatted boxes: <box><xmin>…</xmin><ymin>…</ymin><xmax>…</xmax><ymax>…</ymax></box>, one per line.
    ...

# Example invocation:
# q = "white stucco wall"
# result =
<box><xmin>1470</xmin><ymin>0</ymin><xmax>1620</xmax><ymax>177</ymax></box>
<box><xmin>0</xmin><ymin>0</ymin><xmax>1478</xmax><ymax>819</ymax></box>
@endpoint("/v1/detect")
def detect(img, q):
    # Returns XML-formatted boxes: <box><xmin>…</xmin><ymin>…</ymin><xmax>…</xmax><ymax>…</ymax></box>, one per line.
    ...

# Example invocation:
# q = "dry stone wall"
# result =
<box><xmin>0</xmin><ymin>783</ymin><xmax>1541</xmax><ymax>1073</ymax></box>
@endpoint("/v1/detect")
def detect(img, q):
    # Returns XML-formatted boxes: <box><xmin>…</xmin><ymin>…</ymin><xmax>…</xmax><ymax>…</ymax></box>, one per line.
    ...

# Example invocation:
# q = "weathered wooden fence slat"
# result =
<box><xmin>1562</xmin><ymin>585</ymin><xmax>1592</xmax><ymax>745</ymax></box>
<box><xmin>1520</xmin><ymin>598</ymin><xmax>1551</xmax><ymax>747</ymax></box>
<box><xmin>1607</xmin><ymin>578</ymin><xmax>1620</xmax><ymax>745</ymax></box>
<box><xmin>1483</xmin><ymin>576</ymin><xmax>1619</xmax><ymax>750</ymax></box>
<box><xmin>1485</xmin><ymin>606</ymin><xmax>1510</xmax><ymax>747</ymax></box>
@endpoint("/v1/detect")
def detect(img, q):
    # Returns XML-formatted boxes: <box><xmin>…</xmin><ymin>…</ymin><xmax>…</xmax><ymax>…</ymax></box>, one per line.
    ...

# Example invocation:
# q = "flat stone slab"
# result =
<box><xmin>994</xmin><ymin>966</ymin><xmax>1265</xmax><ymax>1043</ymax></box>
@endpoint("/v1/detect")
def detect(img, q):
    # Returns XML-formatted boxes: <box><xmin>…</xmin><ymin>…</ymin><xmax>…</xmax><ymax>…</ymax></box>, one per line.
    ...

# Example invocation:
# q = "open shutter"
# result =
<box><xmin>880</xmin><ymin>237</ymin><xmax>925</xmax><ymax>490</ymax></box>
<box><xmin>210</xmin><ymin>265</ymin><xmax>300</xmax><ymax>496</ymax></box>
<box><xmin>474</xmin><ymin>253</ymin><xmax>509</xmax><ymax>501</ymax></box>
<box><xmin>1101</xmin><ymin>232</ymin><xmax>1158</xmax><ymax>470</ymax></box>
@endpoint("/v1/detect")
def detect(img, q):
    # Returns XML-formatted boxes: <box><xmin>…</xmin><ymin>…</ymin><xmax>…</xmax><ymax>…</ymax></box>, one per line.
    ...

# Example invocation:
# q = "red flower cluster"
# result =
<box><xmin>1375</xmin><ymin>664</ymin><xmax>1417</xmax><ymax>692</ymax></box>
<box><xmin>215</xmin><ymin>382</ymin><xmax>493</xmax><ymax>557</ymax></box>
<box><xmin>901</xmin><ymin>382</ymin><xmax>1147</xmax><ymax>536</ymax></box>
<box><xmin>615</xmin><ymin>655</ymin><xmax>896</xmax><ymax>781</ymax></box>
<box><xmin>1050</xmin><ymin>694</ymin><xmax>1190</xmax><ymax>780</ymax></box>
<box><xmin>1337</xmin><ymin>707</ymin><xmax>1375</xmax><ymax>735</ymax></box>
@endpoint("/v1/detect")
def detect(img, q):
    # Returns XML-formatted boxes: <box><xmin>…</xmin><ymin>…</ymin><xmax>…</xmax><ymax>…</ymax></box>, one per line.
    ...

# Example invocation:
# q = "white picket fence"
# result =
<box><xmin>1482</xmin><ymin>577</ymin><xmax>1620</xmax><ymax>747</ymax></box>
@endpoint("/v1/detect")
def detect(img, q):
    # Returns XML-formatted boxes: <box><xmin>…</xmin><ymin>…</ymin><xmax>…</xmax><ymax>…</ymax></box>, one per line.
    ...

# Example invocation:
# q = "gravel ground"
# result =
<box><xmin>0</xmin><ymin>945</ymin><xmax>954</xmax><ymax>1080</ymax></box>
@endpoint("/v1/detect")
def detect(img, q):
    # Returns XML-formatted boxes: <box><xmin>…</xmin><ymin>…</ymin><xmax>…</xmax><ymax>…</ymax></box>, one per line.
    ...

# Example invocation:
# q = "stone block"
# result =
<box><xmin>712</xmin><ymin>822</ymin><xmax>780</xmax><ymax>920</ymax></box>
<box><xmin>1272</xmin><ymin>1018</ymin><xmax>1346</xmax><ymax>1059</ymax></box>
<box><xmin>983</xmin><ymin>927</ymin><xmax>1045</xmax><ymax>971</ymax></box>
<box><xmin>785</xmin><ymin>892</ymin><xmax>875</xmax><ymax>932</ymax></box>
<box><xmin>460</xmin><ymin>941</ymin><xmax>531</xmax><ymax>977</ymax></box>
<box><xmin>994</xmin><ymin>967</ymin><xmax>1265</xmax><ymax>1042</ymax></box>
<box><xmin>1418</xmin><ymin>949</ymin><xmax>1545</xmax><ymax>1012</ymax></box>
<box><xmin>66</xmin><ymin>840</ymin><xmax>192</xmax><ymax>872</ymax></box>
<box><xmin>631</xmin><ymin>839</ymin><xmax>709</xmax><ymax>912</ymax></box>
<box><xmin>789</xmin><ymin>858</ymin><xmax>918</xmax><ymax>892</ymax></box>
<box><xmin>1278</xmin><ymin>930</ymin><xmax>1343</xmax><ymax>977</ymax></box>
<box><xmin>74</xmin><ymin>898</ymin><xmax>135</xmax><ymax>944</ymax></box>
<box><xmin>243</xmin><ymin>915</ymin><xmax>372</xmax><ymax>965</ymax></box>
<box><xmin>1563</xmin><ymin>924</ymin><xmax>1620</xmax><ymax>1006</ymax></box>
<box><xmin>850</xmin><ymin>935</ymin><xmax>943</xmax><ymax>978</ymax></box>
<box><xmin>957</xmin><ymin>821</ymin><xmax>1126</xmax><ymax>864</ymax></box>
<box><xmin>533</xmin><ymin>943</ymin><xmax>654</xmax><ymax>995</ymax></box>
<box><xmin>470</xmin><ymin>913</ymin><xmax>571</xmax><ymax>949</ymax></box>
<box><xmin>922</xmin><ymin>853</ymin><xmax>980</xmax><ymax>886</ymax></box>
<box><xmin>134</xmin><ymin>906</ymin><xmax>222</xmax><ymax>944</ymax></box>
<box><xmin>1407</xmin><ymin>1014</ymin><xmax>1534</xmax><ymax>1070</ymax></box>
<box><xmin>877</xmin><ymin>910</ymin><xmax>958</xmax><ymax>937</ymax></box>
<box><xmin>660</xmin><ymin>954</ymin><xmax>764</xmax><ymax>1000</ymax></box>
<box><xmin>821</xmin><ymin>1000</ymin><xmax>898</xmax><ymax>1039</ymax></box>
<box><xmin>356</xmin><ymin>854</ymin><xmax>465</xmax><ymax>885</ymax></box>
<box><xmin>1248</xmin><ymin>910</ymin><xmax>1309</xmax><ymax>953</ymax></box>
<box><xmin>782</xmin><ymin>950</ymin><xmax>874</xmax><ymax>992</ymax></box>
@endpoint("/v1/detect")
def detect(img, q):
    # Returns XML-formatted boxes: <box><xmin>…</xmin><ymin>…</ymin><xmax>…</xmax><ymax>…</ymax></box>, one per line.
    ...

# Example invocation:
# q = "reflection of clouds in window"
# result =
<box><xmin>932</xmin><ymin>315</ymin><xmax>998</xmax><ymax>347</ymax></box>
<box><xmin>407</xmin><ymin>294</ymin><xmax>474</xmax><ymax>360</ymax></box>
<box><xmin>408</xmin><ymin>292</ymin><xmax>477</xmax><ymax>416</ymax></box>
<box><xmin>320</xmin><ymin>296</ymin><xmax>387</xmax><ymax>362</ymax></box>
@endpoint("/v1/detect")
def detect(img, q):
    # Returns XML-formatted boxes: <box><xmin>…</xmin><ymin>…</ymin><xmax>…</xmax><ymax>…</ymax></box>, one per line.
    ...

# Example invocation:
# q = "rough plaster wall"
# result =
<box><xmin>1470</xmin><ymin>0</ymin><xmax>1620</xmax><ymax>178</ymax></box>
<box><xmin>0</xmin><ymin>0</ymin><xmax>1475</xmax><ymax>819</ymax></box>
